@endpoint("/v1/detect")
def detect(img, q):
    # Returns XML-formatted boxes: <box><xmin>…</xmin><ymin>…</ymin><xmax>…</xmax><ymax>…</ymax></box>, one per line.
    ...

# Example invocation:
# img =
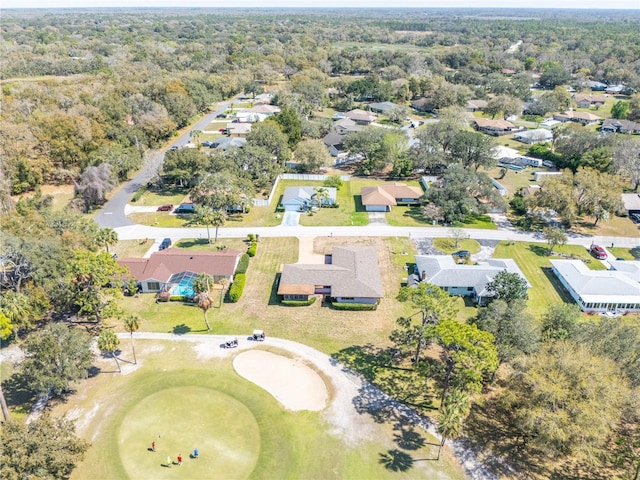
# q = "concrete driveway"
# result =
<box><xmin>281</xmin><ymin>211</ymin><xmax>301</xmax><ymax>226</ymax></box>
<box><xmin>368</xmin><ymin>212</ymin><xmax>388</xmax><ymax>224</ymax></box>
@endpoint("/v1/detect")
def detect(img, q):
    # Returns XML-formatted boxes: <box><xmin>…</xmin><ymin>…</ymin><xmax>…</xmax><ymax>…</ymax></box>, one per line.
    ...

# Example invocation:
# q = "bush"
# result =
<box><xmin>131</xmin><ymin>186</ymin><xmax>146</xmax><ymax>203</ymax></box>
<box><xmin>323</xmin><ymin>175</ymin><xmax>343</xmax><ymax>190</ymax></box>
<box><xmin>282</xmin><ymin>297</ymin><xmax>317</xmax><ymax>306</ymax></box>
<box><xmin>236</xmin><ymin>253</ymin><xmax>250</xmax><ymax>274</ymax></box>
<box><xmin>247</xmin><ymin>241</ymin><xmax>257</xmax><ymax>257</ymax></box>
<box><xmin>330</xmin><ymin>302</ymin><xmax>378</xmax><ymax>311</ymax></box>
<box><xmin>247</xmin><ymin>234</ymin><xmax>255</xmax><ymax>242</ymax></box>
<box><xmin>169</xmin><ymin>295</ymin><xmax>193</xmax><ymax>303</ymax></box>
<box><xmin>228</xmin><ymin>274</ymin><xmax>246</xmax><ymax>303</ymax></box>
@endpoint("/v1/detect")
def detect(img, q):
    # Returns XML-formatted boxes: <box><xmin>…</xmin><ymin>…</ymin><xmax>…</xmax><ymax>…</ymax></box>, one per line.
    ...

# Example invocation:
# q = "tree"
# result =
<box><xmin>435</xmin><ymin>319</ymin><xmax>498</xmax><ymax>398</ymax></box>
<box><xmin>67</xmin><ymin>250</ymin><xmax>126</xmax><ymax>323</ymax></box>
<box><xmin>123</xmin><ymin>314</ymin><xmax>141</xmax><ymax>365</ymax></box>
<box><xmin>611</xmin><ymin>100</ymin><xmax>630</xmax><ymax>119</ymax></box>
<box><xmin>486</xmin><ymin>271</ymin><xmax>528</xmax><ymax>303</ymax></box>
<box><xmin>422</xmin><ymin>203</ymin><xmax>444</xmax><ymax>225</ymax></box>
<box><xmin>502</xmin><ymin>341</ymin><xmax>632</xmax><ymax>461</ymax></box>
<box><xmin>485</xmin><ymin>94</ymin><xmax>523</xmax><ymax>120</ymax></box>
<box><xmin>19</xmin><ymin>322</ymin><xmax>93</xmax><ymax>397</ymax></box>
<box><xmin>95</xmin><ymin>227</ymin><xmax>118</xmax><ymax>253</ymax></box>
<box><xmin>436</xmin><ymin>389</ymin><xmax>471</xmax><ymax>461</ymax></box>
<box><xmin>448</xmin><ymin>130</ymin><xmax>497</xmax><ymax>171</ymax></box>
<box><xmin>541</xmin><ymin>303</ymin><xmax>581</xmax><ymax>342</ymax></box>
<box><xmin>539</xmin><ymin>63</ymin><xmax>570</xmax><ymax>89</ymax></box>
<box><xmin>542</xmin><ymin>226</ymin><xmax>567</xmax><ymax>254</ymax></box>
<box><xmin>294</xmin><ymin>139</ymin><xmax>333</xmax><ymax>173</ymax></box>
<box><xmin>1</xmin><ymin>414</ymin><xmax>89</xmax><ymax>480</ymax></box>
<box><xmin>189</xmin><ymin>129</ymin><xmax>202</xmax><ymax>146</ymax></box>
<box><xmin>193</xmin><ymin>205</ymin><xmax>226</xmax><ymax>243</ymax></box>
<box><xmin>473</xmin><ymin>299</ymin><xmax>540</xmax><ymax>363</ymax></box>
<box><xmin>613</xmin><ymin>137</ymin><xmax>640</xmax><ymax>191</ymax></box>
<box><xmin>312</xmin><ymin>187</ymin><xmax>330</xmax><ymax>208</ymax></box>
<box><xmin>343</xmin><ymin>127</ymin><xmax>389</xmax><ymax>175</ymax></box>
<box><xmin>394</xmin><ymin>283</ymin><xmax>458</xmax><ymax>364</ymax></box>
<box><xmin>388</xmin><ymin>104</ymin><xmax>409</xmax><ymax>124</ymax></box>
<box><xmin>246</xmin><ymin>121</ymin><xmax>291</xmax><ymax>165</ymax></box>
<box><xmin>162</xmin><ymin>148</ymin><xmax>211</xmax><ymax>188</ymax></box>
<box><xmin>74</xmin><ymin>163</ymin><xmax>116</xmax><ymax>213</ymax></box>
<box><xmin>98</xmin><ymin>329</ymin><xmax>121</xmax><ymax>373</ymax></box>
<box><xmin>193</xmin><ymin>273</ymin><xmax>215</xmax><ymax>331</ymax></box>
<box><xmin>273</xmin><ymin>109</ymin><xmax>302</xmax><ymax>148</ymax></box>
<box><xmin>448</xmin><ymin>227</ymin><xmax>466</xmax><ymax>249</ymax></box>
<box><xmin>190</xmin><ymin>171</ymin><xmax>253</xmax><ymax>214</ymax></box>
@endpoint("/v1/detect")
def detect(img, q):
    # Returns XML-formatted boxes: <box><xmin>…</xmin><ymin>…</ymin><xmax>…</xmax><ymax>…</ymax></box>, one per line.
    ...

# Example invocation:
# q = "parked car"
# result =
<box><xmin>201</xmin><ymin>141</ymin><xmax>212</xmax><ymax>147</ymax></box>
<box><xmin>589</xmin><ymin>244</ymin><xmax>607</xmax><ymax>260</ymax></box>
<box><xmin>157</xmin><ymin>204</ymin><xmax>174</xmax><ymax>212</ymax></box>
<box><xmin>169</xmin><ymin>145</ymin><xmax>179</xmax><ymax>151</ymax></box>
<box><xmin>452</xmin><ymin>250</ymin><xmax>471</xmax><ymax>259</ymax></box>
<box><xmin>216</xmin><ymin>113</ymin><xmax>227</xmax><ymax>118</ymax></box>
<box><xmin>219</xmin><ymin>128</ymin><xmax>228</xmax><ymax>134</ymax></box>
<box><xmin>251</xmin><ymin>330</ymin><xmax>265</xmax><ymax>341</ymax></box>
<box><xmin>223</xmin><ymin>337</ymin><xmax>238</xmax><ymax>348</ymax></box>
<box><xmin>159</xmin><ymin>238</ymin><xmax>172</xmax><ymax>251</ymax></box>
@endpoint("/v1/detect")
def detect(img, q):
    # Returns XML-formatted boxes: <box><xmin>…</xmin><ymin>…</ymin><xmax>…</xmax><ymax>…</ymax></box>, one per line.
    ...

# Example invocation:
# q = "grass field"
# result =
<box><xmin>57</xmin><ymin>340</ymin><xmax>465</xmax><ymax>480</ymax></box>
<box><xmin>132</xmin><ymin>185</ymin><xmax>190</xmax><ymax>207</ymax></box>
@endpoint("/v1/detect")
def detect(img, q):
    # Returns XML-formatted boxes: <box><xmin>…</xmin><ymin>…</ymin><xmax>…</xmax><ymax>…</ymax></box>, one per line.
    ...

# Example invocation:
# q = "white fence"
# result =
<box><xmin>252</xmin><ymin>173</ymin><xmax>351</xmax><ymax>207</ymax></box>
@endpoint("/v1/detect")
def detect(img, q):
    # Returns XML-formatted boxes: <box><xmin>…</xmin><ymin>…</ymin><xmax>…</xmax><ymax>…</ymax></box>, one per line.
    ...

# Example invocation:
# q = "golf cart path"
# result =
<box><xmin>120</xmin><ymin>332</ymin><xmax>496</xmax><ymax>480</ymax></box>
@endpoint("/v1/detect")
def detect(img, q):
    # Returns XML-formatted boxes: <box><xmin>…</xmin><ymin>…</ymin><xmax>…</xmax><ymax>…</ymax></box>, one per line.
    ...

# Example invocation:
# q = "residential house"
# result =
<box><xmin>245</xmin><ymin>104</ymin><xmax>281</xmax><ymax>115</ymax></box>
<box><xmin>586</xmin><ymin>80</ymin><xmax>607</xmax><ymax>91</ymax></box>
<box><xmin>513</xmin><ymin>128</ymin><xmax>554</xmax><ymax>144</ymax></box>
<box><xmin>118</xmin><ymin>248</ymin><xmax>242</xmax><ymax>295</ymax></box>
<box><xmin>210</xmin><ymin>137</ymin><xmax>246</xmax><ymax>150</ymax></box>
<box><xmin>473</xmin><ymin>118</ymin><xmax>524</xmax><ymax>136</ymax></box>
<box><xmin>410</xmin><ymin>97</ymin><xmax>434</xmax><ymax>113</ymax></box>
<box><xmin>344</xmin><ymin>109</ymin><xmax>377</xmax><ymax>125</ymax></box>
<box><xmin>412</xmin><ymin>255</ymin><xmax>530</xmax><ymax>306</ymax></box>
<box><xmin>606</xmin><ymin>85</ymin><xmax>625</xmax><ymax>95</ymax></box>
<box><xmin>621</xmin><ymin>193</ymin><xmax>640</xmax><ymax>216</ymax></box>
<box><xmin>553</xmin><ymin>111</ymin><xmax>601</xmax><ymax>125</ymax></box>
<box><xmin>540</xmin><ymin>118</ymin><xmax>562</xmax><ymax>129</ymax></box>
<box><xmin>367</xmin><ymin>101</ymin><xmax>399</xmax><ymax>115</ymax></box>
<box><xmin>550</xmin><ymin>260</ymin><xmax>640</xmax><ymax>314</ymax></box>
<box><xmin>466</xmin><ymin>99</ymin><xmax>488</xmax><ymax>112</ymax></box>
<box><xmin>322</xmin><ymin>131</ymin><xmax>348</xmax><ymax>158</ymax></box>
<box><xmin>573</xmin><ymin>93</ymin><xmax>607</xmax><ymax>109</ymax></box>
<box><xmin>602</xmin><ymin>119</ymin><xmax>640</xmax><ymax>134</ymax></box>
<box><xmin>235</xmin><ymin>111</ymin><xmax>268</xmax><ymax>123</ymax></box>
<box><xmin>253</xmin><ymin>93</ymin><xmax>274</xmax><ymax>104</ymax></box>
<box><xmin>226</xmin><ymin>122</ymin><xmax>252</xmax><ymax>137</ymax></box>
<box><xmin>277</xmin><ymin>246</ymin><xmax>384</xmax><ymax>304</ymax></box>
<box><xmin>333</xmin><ymin>117</ymin><xmax>363</xmax><ymax>135</ymax></box>
<box><xmin>281</xmin><ymin>186</ymin><xmax>337</xmax><ymax>211</ymax></box>
<box><xmin>360</xmin><ymin>182</ymin><xmax>423</xmax><ymax>212</ymax></box>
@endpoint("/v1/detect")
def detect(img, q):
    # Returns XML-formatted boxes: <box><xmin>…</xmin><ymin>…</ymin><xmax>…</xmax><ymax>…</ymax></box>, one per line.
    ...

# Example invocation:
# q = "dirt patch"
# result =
<box><xmin>233</xmin><ymin>350</ymin><xmax>328</xmax><ymax>411</ymax></box>
<box><xmin>297</xmin><ymin>236</ymin><xmax>325</xmax><ymax>264</ymax></box>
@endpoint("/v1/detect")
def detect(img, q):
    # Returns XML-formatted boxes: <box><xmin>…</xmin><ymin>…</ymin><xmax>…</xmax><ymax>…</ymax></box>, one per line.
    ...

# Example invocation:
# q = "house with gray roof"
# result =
<box><xmin>513</xmin><ymin>129</ymin><xmax>553</xmax><ymax>144</ymax></box>
<box><xmin>601</xmin><ymin>119</ymin><xmax>640</xmax><ymax>135</ymax></box>
<box><xmin>210</xmin><ymin>137</ymin><xmax>246</xmax><ymax>150</ymax></box>
<box><xmin>412</xmin><ymin>255</ymin><xmax>530</xmax><ymax>305</ymax></box>
<box><xmin>550</xmin><ymin>260</ymin><xmax>640</xmax><ymax>314</ymax></box>
<box><xmin>281</xmin><ymin>186</ymin><xmax>337</xmax><ymax>211</ymax></box>
<box><xmin>277</xmin><ymin>246</ymin><xmax>384</xmax><ymax>304</ymax></box>
<box><xmin>367</xmin><ymin>101</ymin><xmax>399</xmax><ymax>114</ymax></box>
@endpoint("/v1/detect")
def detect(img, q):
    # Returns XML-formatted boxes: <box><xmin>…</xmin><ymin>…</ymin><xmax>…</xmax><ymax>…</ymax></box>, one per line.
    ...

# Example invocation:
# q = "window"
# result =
<box><xmin>147</xmin><ymin>282</ymin><xmax>160</xmax><ymax>291</ymax></box>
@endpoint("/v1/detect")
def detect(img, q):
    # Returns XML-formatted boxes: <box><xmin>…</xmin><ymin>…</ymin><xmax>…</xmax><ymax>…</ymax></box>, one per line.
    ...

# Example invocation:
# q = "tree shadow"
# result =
<box><xmin>1</xmin><ymin>374</ymin><xmax>35</xmax><ymax>415</ymax></box>
<box><xmin>393</xmin><ymin>427</ymin><xmax>427</xmax><ymax>450</ymax></box>
<box><xmin>630</xmin><ymin>246</ymin><xmax>640</xmax><ymax>260</ymax></box>
<box><xmin>378</xmin><ymin>449</ymin><xmax>414</xmax><ymax>471</ymax></box>
<box><xmin>353</xmin><ymin>195</ymin><xmax>365</xmax><ymax>212</ymax></box>
<box><xmin>402</xmin><ymin>206</ymin><xmax>428</xmax><ymax>223</ymax></box>
<box><xmin>528</xmin><ymin>244</ymin><xmax>549</xmax><ymax>257</ymax></box>
<box><xmin>541</xmin><ymin>267</ymin><xmax>575</xmax><ymax>303</ymax></box>
<box><xmin>172</xmin><ymin>324</ymin><xmax>191</xmax><ymax>335</ymax></box>
<box><xmin>175</xmin><ymin>238</ymin><xmax>210</xmax><ymax>248</ymax></box>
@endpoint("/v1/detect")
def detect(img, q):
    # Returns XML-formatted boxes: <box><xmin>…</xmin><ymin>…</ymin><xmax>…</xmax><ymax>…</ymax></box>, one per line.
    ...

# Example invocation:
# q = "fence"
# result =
<box><xmin>252</xmin><ymin>173</ymin><xmax>351</xmax><ymax>207</ymax></box>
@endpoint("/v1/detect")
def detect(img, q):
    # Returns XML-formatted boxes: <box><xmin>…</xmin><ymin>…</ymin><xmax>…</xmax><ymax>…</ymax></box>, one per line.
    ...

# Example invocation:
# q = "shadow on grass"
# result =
<box><xmin>176</xmin><ymin>238</ymin><xmax>211</xmax><ymax>248</ymax></box>
<box><xmin>172</xmin><ymin>324</ymin><xmax>192</xmax><ymax>335</ymax></box>
<box><xmin>401</xmin><ymin>206</ymin><xmax>427</xmax><ymax>223</ymax></box>
<box><xmin>541</xmin><ymin>267</ymin><xmax>575</xmax><ymax>303</ymax></box>
<box><xmin>393</xmin><ymin>427</ymin><xmax>427</xmax><ymax>450</ymax></box>
<box><xmin>379</xmin><ymin>449</ymin><xmax>414</xmax><ymax>471</ymax></box>
<box><xmin>631</xmin><ymin>246</ymin><xmax>640</xmax><ymax>260</ymax></box>
<box><xmin>353</xmin><ymin>195</ymin><xmax>365</xmax><ymax>213</ymax></box>
<box><xmin>528</xmin><ymin>244</ymin><xmax>549</xmax><ymax>257</ymax></box>
<box><xmin>1</xmin><ymin>374</ymin><xmax>35</xmax><ymax>415</ymax></box>
<box><xmin>268</xmin><ymin>273</ymin><xmax>281</xmax><ymax>306</ymax></box>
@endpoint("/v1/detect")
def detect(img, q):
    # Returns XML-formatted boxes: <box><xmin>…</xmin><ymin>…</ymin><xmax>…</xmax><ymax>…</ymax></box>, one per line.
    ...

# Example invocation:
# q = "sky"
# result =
<box><xmin>1</xmin><ymin>0</ymin><xmax>639</xmax><ymax>9</ymax></box>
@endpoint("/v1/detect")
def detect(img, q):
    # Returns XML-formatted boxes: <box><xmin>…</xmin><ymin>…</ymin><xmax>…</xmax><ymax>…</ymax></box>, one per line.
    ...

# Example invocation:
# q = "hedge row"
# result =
<box><xmin>131</xmin><ymin>186</ymin><xmax>146</xmax><ymax>203</ymax></box>
<box><xmin>281</xmin><ymin>297</ymin><xmax>317</xmax><ymax>307</ymax></box>
<box><xmin>228</xmin><ymin>273</ymin><xmax>246</xmax><ymax>303</ymax></box>
<box><xmin>169</xmin><ymin>295</ymin><xmax>193</xmax><ymax>303</ymax></box>
<box><xmin>247</xmin><ymin>241</ymin><xmax>257</xmax><ymax>257</ymax></box>
<box><xmin>330</xmin><ymin>302</ymin><xmax>377</xmax><ymax>311</ymax></box>
<box><xmin>236</xmin><ymin>253</ymin><xmax>250</xmax><ymax>274</ymax></box>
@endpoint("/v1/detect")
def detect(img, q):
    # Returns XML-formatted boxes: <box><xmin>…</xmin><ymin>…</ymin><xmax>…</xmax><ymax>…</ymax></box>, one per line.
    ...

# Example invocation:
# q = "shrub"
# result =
<box><xmin>131</xmin><ymin>186</ymin><xmax>146</xmax><ymax>203</ymax></box>
<box><xmin>331</xmin><ymin>302</ymin><xmax>378</xmax><ymax>311</ymax></box>
<box><xmin>247</xmin><ymin>234</ymin><xmax>255</xmax><ymax>242</ymax></box>
<box><xmin>247</xmin><ymin>242</ymin><xmax>257</xmax><ymax>257</ymax></box>
<box><xmin>282</xmin><ymin>297</ymin><xmax>317</xmax><ymax>306</ymax></box>
<box><xmin>228</xmin><ymin>274</ymin><xmax>246</xmax><ymax>303</ymax></box>
<box><xmin>323</xmin><ymin>175</ymin><xmax>343</xmax><ymax>190</ymax></box>
<box><xmin>236</xmin><ymin>253</ymin><xmax>250</xmax><ymax>274</ymax></box>
<box><xmin>169</xmin><ymin>295</ymin><xmax>193</xmax><ymax>303</ymax></box>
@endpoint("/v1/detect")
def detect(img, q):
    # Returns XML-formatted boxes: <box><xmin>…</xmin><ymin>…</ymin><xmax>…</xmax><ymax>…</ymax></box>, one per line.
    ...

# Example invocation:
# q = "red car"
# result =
<box><xmin>157</xmin><ymin>204</ymin><xmax>174</xmax><ymax>212</ymax></box>
<box><xmin>589</xmin><ymin>244</ymin><xmax>607</xmax><ymax>260</ymax></box>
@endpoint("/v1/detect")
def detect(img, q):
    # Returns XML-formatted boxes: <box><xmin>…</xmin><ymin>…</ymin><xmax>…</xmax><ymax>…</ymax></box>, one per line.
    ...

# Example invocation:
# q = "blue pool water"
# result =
<box><xmin>172</xmin><ymin>283</ymin><xmax>194</xmax><ymax>297</ymax></box>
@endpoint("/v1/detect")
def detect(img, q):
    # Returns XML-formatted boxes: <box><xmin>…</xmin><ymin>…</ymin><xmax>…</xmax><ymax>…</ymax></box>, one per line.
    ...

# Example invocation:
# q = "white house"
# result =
<box><xmin>281</xmin><ymin>186</ymin><xmax>337</xmax><ymax>211</ymax></box>
<box><xmin>413</xmin><ymin>255</ymin><xmax>530</xmax><ymax>305</ymax></box>
<box><xmin>513</xmin><ymin>129</ymin><xmax>554</xmax><ymax>145</ymax></box>
<box><xmin>550</xmin><ymin>260</ymin><xmax>640</xmax><ymax>314</ymax></box>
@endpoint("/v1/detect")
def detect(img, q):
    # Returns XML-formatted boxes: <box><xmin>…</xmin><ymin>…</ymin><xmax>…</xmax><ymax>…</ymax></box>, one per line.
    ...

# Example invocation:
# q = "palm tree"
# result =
<box><xmin>194</xmin><ymin>291</ymin><xmax>214</xmax><ymax>331</ymax></box>
<box><xmin>211</xmin><ymin>209</ymin><xmax>226</xmax><ymax>242</ymax></box>
<box><xmin>123</xmin><ymin>314</ymin><xmax>141</xmax><ymax>364</ymax></box>
<box><xmin>98</xmin><ymin>329</ymin><xmax>121</xmax><ymax>373</ymax></box>
<box><xmin>193</xmin><ymin>273</ymin><xmax>215</xmax><ymax>330</ymax></box>
<box><xmin>190</xmin><ymin>129</ymin><xmax>202</xmax><ymax>146</ymax></box>
<box><xmin>312</xmin><ymin>187</ymin><xmax>330</xmax><ymax>208</ymax></box>
<box><xmin>218</xmin><ymin>278</ymin><xmax>229</xmax><ymax>307</ymax></box>
<box><xmin>95</xmin><ymin>227</ymin><xmax>118</xmax><ymax>253</ymax></box>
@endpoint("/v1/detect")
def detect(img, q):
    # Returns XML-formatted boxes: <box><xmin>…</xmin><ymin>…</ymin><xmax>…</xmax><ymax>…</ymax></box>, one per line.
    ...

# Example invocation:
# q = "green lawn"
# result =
<box><xmin>493</xmin><ymin>241</ymin><xmax>606</xmax><ymax>318</ymax></box>
<box><xmin>432</xmin><ymin>238</ymin><xmax>481</xmax><ymax>254</ymax></box>
<box><xmin>113</xmin><ymin>239</ymin><xmax>154</xmax><ymax>258</ymax></box>
<box><xmin>453</xmin><ymin>214</ymin><xmax>497</xmax><ymax>230</ymax></box>
<box><xmin>59</xmin><ymin>341</ymin><xmax>464</xmax><ymax>480</ymax></box>
<box><xmin>132</xmin><ymin>185</ymin><xmax>190</xmax><ymax>207</ymax></box>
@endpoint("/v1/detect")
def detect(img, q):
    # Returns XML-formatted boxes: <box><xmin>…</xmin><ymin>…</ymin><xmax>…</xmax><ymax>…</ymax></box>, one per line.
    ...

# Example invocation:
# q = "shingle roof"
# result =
<box><xmin>361</xmin><ymin>183</ymin><xmax>423</xmax><ymax>206</ymax></box>
<box><xmin>118</xmin><ymin>248</ymin><xmax>242</xmax><ymax>283</ymax></box>
<box><xmin>474</xmin><ymin>118</ymin><xmax>515</xmax><ymax>129</ymax></box>
<box><xmin>345</xmin><ymin>109</ymin><xmax>377</xmax><ymax>122</ymax></box>
<box><xmin>551</xmin><ymin>260</ymin><xmax>640</xmax><ymax>304</ymax></box>
<box><xmin>278</xmin><ymin>246</ymin><xmax>384</xmax><ymax>299</ymax></box>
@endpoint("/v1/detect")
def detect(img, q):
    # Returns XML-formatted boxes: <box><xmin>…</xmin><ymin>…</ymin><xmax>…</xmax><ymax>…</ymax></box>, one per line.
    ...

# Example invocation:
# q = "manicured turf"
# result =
<box><xmin>119</xmin><ymin>386</ymin><xmax>260</xmax><ymax>479</ymax></box>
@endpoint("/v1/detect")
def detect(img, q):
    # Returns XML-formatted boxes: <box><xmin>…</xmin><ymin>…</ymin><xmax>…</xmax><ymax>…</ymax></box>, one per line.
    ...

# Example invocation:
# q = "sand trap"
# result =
<box><xmin>233</xmin><ymin>350</ymin><xmax>328</xmax><ymax>411</ymax></box>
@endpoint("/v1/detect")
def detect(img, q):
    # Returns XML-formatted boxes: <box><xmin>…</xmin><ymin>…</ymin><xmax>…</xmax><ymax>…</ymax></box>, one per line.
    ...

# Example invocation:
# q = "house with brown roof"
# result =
<box><xmin>466</xmin><ymin>99</ymin><xmax>488</xmax><ymax>112</ymax></box>
<box><xmin>573</xmin><ymin>93</ymin><xmax>607</xmax><ymax>109</ymax></box>
<box><xmin>344</xmin><ymin>108</ymin><xmax>377</xmax><ymax>125</ymax></box>
<box><xmin>473</xmin><ymin>118</ymin><xmax>524</xmax><ymax>136</ymax></box>
<box><xmin>118</xmin><ymin>248</ymin><xmax>242</xmax><ymax>295</ymax></box>
<box><xmin>361</xmin><ymin>183</ymin><xmax>423</xmax><ymax>212</ymax></box>
<box><xmin>602</xmin><ymin>118</ymin><xmax>640</xmax><ymax>134</ymax></box>
<box><xmin>277</xmin><ymin>246</ymin><xmax>384</xmax><ymax>304</ymax></box>
<box><xmin>553</xmin><ymin>111</ymin><xmax>601</xmax><ymax>125</ymax></box>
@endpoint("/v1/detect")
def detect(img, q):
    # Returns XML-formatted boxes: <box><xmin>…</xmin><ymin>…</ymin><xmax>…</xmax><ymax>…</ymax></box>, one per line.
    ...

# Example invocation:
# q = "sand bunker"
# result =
<box><xmin>233</xmin><ymin>350</ymin><xmax>328</xmax><ymax>411</ymax></box>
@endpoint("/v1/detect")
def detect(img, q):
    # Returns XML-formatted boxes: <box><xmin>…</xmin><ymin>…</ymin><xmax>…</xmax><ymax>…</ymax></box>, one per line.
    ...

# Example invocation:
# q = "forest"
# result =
<box><xmin>1</xmin><ymin>8</ymin><xmax>640</xmax><ymax>480</ymax></box>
